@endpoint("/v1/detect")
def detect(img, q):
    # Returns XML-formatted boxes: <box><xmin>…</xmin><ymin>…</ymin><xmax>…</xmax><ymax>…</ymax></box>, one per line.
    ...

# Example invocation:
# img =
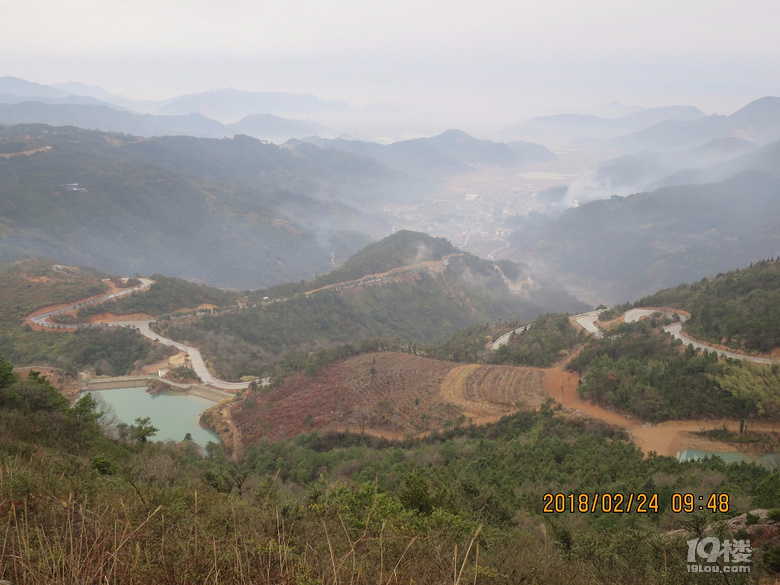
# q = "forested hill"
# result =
<box><xmin>554</xmin><ymin>260</ymin><xmax>780</xmax><ymax>423</ymax></box>
<box><xmin>508</xmin><ymin>170</ymin><xmax>780</xmax><ymax>304</ymax></box>
<box><xmin>156</xmin><ymin>232</ymin><xmax>589</xmax><ymax>381</ymax></box>
<box><xmin>637</xmin><ymin>257</ymin><xmax>780</xmax><ymax>353</ymax></box>
<box><xmin>301</xmin><ymin>230</ymin><xmax>459</xmax><ymax>290</ymax></box>
<box><xmin>0</xmin><ymin>124</ymin><xmax>387</xmax><ymax>288</ymax></box>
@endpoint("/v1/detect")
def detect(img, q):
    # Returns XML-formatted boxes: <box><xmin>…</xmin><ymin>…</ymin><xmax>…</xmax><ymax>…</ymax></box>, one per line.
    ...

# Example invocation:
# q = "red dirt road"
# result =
<box><xmin>544</xmin><ymin>367</ymin><xmax>778</xmax><ymax>457</ymax></box>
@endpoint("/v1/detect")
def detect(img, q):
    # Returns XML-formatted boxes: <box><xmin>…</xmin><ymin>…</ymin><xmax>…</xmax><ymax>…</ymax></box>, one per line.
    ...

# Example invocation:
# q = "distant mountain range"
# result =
<box><xmin>503</xmin><ymin>97</ymin><xmax>780</xmax><ymax>154</ymax></box>
<box><xmin>498</xmin><ymin>97</ymin><xmax>780</xmax><ymax>304</ymax></box>
<box><xmin>2</xmin><ymin>77</ymin><xmax>778</xmax><ymax>309</ymax></box>
<box><xmin>608</xmin><ymin>97</ymin><xmax>780</xmax><ymax>152</ymax></box>
<box><xmin>502</xmin><ymin>105</ymin><xmax>706</xmax><ymax>147</ymax></box>
<box><xmin>0</xmin><ymin>77</ymin><xmax>556</xmax><ymax>167</ymax></box>
<box><xmin>154</xmin><ymin>87</ymin><xmax>350</xmax><ymax>120</ymax></box>
<box><xmin>527</xmin><ymin>96</ymin><xmax>780</xmax><ymax>210</ymax></box>
<box><xmin>0</xmin><ymin>124</ymin><xmax>380</xmax><ymax>288</ymax></box>
<box><xmin>296</xmin><ymin>130</ymin><xmax>555</xmax><ymax>180</ymax></box>
<box><xmin>592</xmin><ymin>136</ymin><xmax>756</xmax><ymax>195</ymax></box>
<box><xmin>5</xmin><ymin>77</ymin><xmax>779</xmax><ymax>160</ymax></box>
<box><xmin>0</xmin><ymin>77</ymin><xmax>349</xmax><ymax>119</ymax></box>
<box><xmin>0</xmin><ymin>123</ymin><xmax>552</xmax><ymax>287</ymax></box>
<box><xmin>508</xmin><ymin>169</ymin><xmax>780</xmax><ymax>304</ymax></box>
<box><xmin>584</xmin><ymin>123</ymin><xmax>780</xmax><ymax>199</ymax></box>
<box><xmin>0</xmin><ymin>77</ymin><xmax>337</xmax><ymax>142</ymax></box>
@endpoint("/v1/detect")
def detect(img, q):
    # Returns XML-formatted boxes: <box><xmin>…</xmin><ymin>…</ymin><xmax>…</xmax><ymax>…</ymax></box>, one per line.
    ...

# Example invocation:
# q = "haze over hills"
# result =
<box><xmin>154</xmin><ymin>87</ymin><xmax>351</xmax><ymax>121</ymax></box>
<box><xmin>502</xmin><ymin>97</ymin><xmax>780</xmax><ymax>209</ymax></box>
<box><xmin>501</xmin><ymin>105</ymin><xmax>706</xmax><ymax>148</ymax></box>
<box><xmin>297</xmin><ymin>130</ymin><xmax>555</xmax><ymax>180</ymax></box>
<box><xmin>650</xmin><ymin>138</ymin><xmax>780</xmax><ymax>190</ymax></box>
<box><xmin>6</xmin><ymin>2</ymin><xmax>780</xmax><ymax>580</ymax></box>
<box><xmin>0</xmin><ymin>120</ymin><xmax>562</xmax><ymax>288</ymax></box>
<box><xmin>609</xmin><ymin>96</ymin><xmax>780</xmax><ymax>153</ymax></box>
<box><xmin>561</xmin><ymin>98</ymin><xmax>780</xmax><ymax>205</ymax></box>
<box><xmin>0</xmin><ymin>76</ymin><xmax>736</xmax><ymax>147</ymax></box>
<box><xmin>592</xmin><ymin>136</ymin><xmax>757</xmax><ymax>196</ymax></box>
<box><xmin>501</xmin><ymin>97</ymin><xmax>780</xmax><ymax>155</ymax></box>
<box><xmin>509</xmin><ymin>170</ymin><xmax>780</xmax><ymax>304</ymax></box>
<box><xmin>0</xmin><ymin>77</ymin><xmax>351</xmax><ymax>119</ymax></box>
<box><xmin>3</xmin><ymin>231</ymin><xmax>586</xmax><ymax>382</ymax></box>
<box><xmin>0</xmin><ymin>77</ymin><xmax>340</xmax><ymax>142</ymax></box>
<box><xmin>151</xmin><ymin>230</ymin><xmax>588</xmax><ymax>381</ymax></box>
<box><xmin>0</xmin><ymin>101</ymin><xmax>330</xmax><ymax>144</ymax></box>
<box><xmin>1</xmin><ymin>77</ymin><xmax>779</xmax><ymax>313</ymax></box>
<box><xmin>0</xmin><ymin>125</ymin><xmax>380</xmax><ymax>288</ymax></box>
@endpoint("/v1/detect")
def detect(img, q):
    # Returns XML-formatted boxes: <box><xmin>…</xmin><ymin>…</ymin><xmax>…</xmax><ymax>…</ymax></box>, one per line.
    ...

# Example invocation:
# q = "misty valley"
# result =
<box><xmin>0</xmin><ymin>77</ymin><xmax>779</xmax><ymax>584</ymax></box>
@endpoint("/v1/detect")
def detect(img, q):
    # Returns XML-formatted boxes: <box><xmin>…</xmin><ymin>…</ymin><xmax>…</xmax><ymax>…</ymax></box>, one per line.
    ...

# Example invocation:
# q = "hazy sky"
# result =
<box><xmin>4</xmin><ymin>0</ymin><xmax>780</xmax><ymax>124</ymax></box>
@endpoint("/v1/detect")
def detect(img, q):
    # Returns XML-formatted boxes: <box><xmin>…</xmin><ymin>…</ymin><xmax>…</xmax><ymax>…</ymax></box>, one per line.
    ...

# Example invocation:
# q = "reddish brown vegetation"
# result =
<box><xmin>231</xmin><ymin>352</ymin><xmax>552</xmax><ymax>443</ymax></box>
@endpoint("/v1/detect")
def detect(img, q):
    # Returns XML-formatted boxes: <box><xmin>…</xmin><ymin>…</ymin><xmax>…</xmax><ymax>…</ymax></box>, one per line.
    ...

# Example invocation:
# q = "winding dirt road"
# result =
<box><xmin>545</xmin><ymin>363</ymin><xmax>780</xmax><ymax>457</ymax></box>
<box><xmin>550</xmin><ymin>307</ymin><xmax>780</xmax><ymax>456</ymax></box>
<box><xmin>665</xmin><ymin>323</ymin><xmax>778</xmax><ymax>364</ymax></box>
<box><xmin>623</xmin><ymin>308</ymin><xmax>778</xmax><ymax>364</ymax></box>
<box><xmin>26</xmin><ymin>274</ymin><xmax>778</xmax><ymax>456</ymax></box>
<box><xmin>24</xmin><ymin>279</ymin><xmax>250</xmax><ymax>392</ymax></box>
<box><xmin>26</xmin><ymin>278</ymin><xmax>154</xmax><ymax>330</ymax></box>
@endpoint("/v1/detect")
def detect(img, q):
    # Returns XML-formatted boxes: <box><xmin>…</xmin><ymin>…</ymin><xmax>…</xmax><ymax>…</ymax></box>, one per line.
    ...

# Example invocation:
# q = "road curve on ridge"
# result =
<box><xmin>569</xmin><ymin>307</ymin><xmax>778</xmax><ymax>364</ymax></box>
<box><xmin>664</xmin><ymin>323</ymin><xmax>777</xmax><ymax>365</ymax></box>
<box><xmin>28</xmin><ymin>255</ymin><xmax>473</xmax><ymax>390</ymax></box>
<box><xmin>28</xmin><ymin>278</ymin><xmax>154</xmax><ymax>329</ymax></box>
<box><xmin>487</xmin><ymin>239</ymin><xmax>510</xmax><ymax>261</ymax></box>
<box><xmin>25</xmin><ymin>278</ymin><xmax>251</xmax><ymax>391</ymax></box>
<box><xmin>574</xmin><ymin>310</ymin><xmax>604</xmax><ymax>338</ymax></box>
<box><xmin>493</xmin><ymin>308</ymin><xmax>603</xmax><ymax>352</ymax></box>
<box><xmin>110</xmin><ymin>320</ymin><xmax>251</xmax><ymax>391</ymax></box>
<box><xmin>492</xmin><ymin>324</ymin><xmax>530</xmax><ymax>350</ymax></box>
<box><xmin>625</xmin><ymin>308</ymin><xmax>778</xmax><ymax>364</ymax></box>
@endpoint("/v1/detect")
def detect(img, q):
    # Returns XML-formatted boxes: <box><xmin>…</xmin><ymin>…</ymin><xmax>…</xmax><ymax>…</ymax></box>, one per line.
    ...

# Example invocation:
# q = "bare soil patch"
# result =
<box><xmin>203</xmin><ymin>400</ymin><xmax>245</xmax><ymax>459</ymax></box>
<box><xmin>543</xmin><ymin>366</ymin><xmax>780</xmax><ymax>457</ymax></box>
<box><xmin>545</xmin><ymin>367</ymin><xmax>636</xmax><ymax>429</ymax></box>
<box><xmin>89</xmin><ymin>312</ymin><xmax>156</xmax><ymax>324</ymax></box>
<box><xmin>0</xmin><ymin>146</ymin><xmax>51</xmax><ymax>158</ymax></box>
<box><xmin>633</xmin><ymin>420</ymin><xmax>780</xmax><ymax>457</ymax></box>
<box><xmin>234</xmin><ymin>353</ymin><xmax>455</xmax><ymax>443</ymax></box>
<box><xmin>14</xmin><ymin>366</ymin><xmax>82</xmax><ymax>402</ymax></box>
<box><xmin>22</xmin><ymin>279</ymin><xmax>122</xmax><ymax>328</ymax></box>
<box><xmin>22</xmin><ymin>278</ymin><xmax>152</xmax><ymax>331</ymax></box>
<box><xmin>137</xmin><ymin>350</ymin><xmax>188</xmax><ymax>375</ymax></box>
<box><xmin>441</xmin><ymin>364</ymin><xmax>547</xmax><ymax>424</ymax></box>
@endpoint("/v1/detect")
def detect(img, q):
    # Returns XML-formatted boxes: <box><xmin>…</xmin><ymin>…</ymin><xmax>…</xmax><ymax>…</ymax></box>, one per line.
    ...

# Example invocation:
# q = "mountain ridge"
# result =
<box><xmin>608</xmin><ymin>96</ymin><xmax>780</xmax><ymax>152</ymax></box>
<box><xmin>0</xmin><ymin>124</ymin><xmax>377</xmax><ymax>288</ymax></box>
<box><xmin>508</xmin><ymin>169</ymin><xmax>780</xmax><ymax>304</ymax></box>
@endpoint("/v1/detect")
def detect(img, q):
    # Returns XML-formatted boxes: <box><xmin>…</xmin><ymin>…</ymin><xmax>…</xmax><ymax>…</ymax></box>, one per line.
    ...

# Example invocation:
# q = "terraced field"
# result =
<box><xmin>230</xmin><ymin>352</ymin><xmax>552</xmax><ymax>443</ymax></box>
<box><xmin>440</xmin><ymin>364</ymin><xmax>547</xmax><ymax>423</ymax></box>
